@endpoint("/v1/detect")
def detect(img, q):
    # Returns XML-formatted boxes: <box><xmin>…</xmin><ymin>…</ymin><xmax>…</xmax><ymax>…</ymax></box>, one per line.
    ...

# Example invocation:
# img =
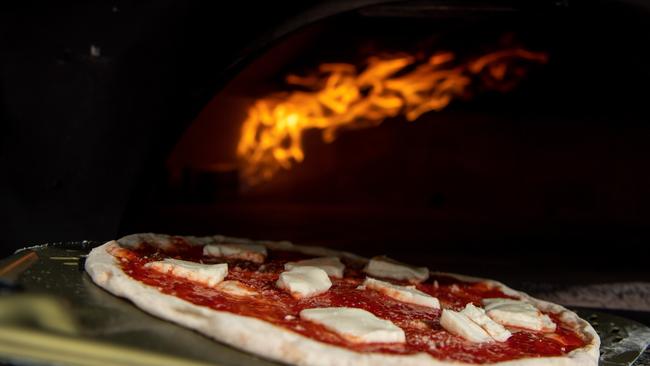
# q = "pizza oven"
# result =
<box><xmin>2</xmin><ymin>1</ymin><xmax>650</xmax><ymax>361</ymax></box>
<box><xmin>128</xmin><ymin>0</ymin><xmax>650</xmax><ymax>285</ymax></box>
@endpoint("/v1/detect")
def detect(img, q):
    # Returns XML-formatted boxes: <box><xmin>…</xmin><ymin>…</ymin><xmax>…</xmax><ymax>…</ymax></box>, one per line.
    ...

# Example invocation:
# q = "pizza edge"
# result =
<box><xmin>85</xmin><ymin>235</ymin><xmax>600</xmax><ymax>366</ymax></box>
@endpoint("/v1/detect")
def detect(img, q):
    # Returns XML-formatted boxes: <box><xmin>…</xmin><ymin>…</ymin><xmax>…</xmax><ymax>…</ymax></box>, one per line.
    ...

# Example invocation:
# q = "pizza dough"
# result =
<box><xmin>85</xmin><ymin>233</ymin><xmax>600</xmax><ymax>366</ymax></box>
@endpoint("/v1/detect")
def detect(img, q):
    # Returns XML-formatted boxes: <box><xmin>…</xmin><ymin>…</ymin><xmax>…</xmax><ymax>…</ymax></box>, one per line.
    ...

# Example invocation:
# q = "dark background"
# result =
<box><xmin>1</xmin><ymin>0</ymin><xmax>649</xmax><ymax>283</ymax></box>
<box><xmin>0</xmin><ymin>0</ymin><xmax>327</xmax><ymax>257</ymax></box>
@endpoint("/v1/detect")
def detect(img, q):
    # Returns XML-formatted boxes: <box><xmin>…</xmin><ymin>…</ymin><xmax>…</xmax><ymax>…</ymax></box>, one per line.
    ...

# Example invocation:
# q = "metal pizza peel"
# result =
<box><xmin>0</xmin><ymin>242</ymin><xmax>648</xmax><ymax>366</ymax></box>
<box><xmin>571</xmin><ymin>308</ymin><xmax>650</xmax><ymax>366</ymax></box>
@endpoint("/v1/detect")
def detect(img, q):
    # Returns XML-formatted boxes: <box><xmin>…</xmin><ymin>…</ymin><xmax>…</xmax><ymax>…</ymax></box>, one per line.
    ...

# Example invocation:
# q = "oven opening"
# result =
<box><xmin>123</xmin><ymin>2</ymin><xmax>650</xmax><ymax>282</ymax></box>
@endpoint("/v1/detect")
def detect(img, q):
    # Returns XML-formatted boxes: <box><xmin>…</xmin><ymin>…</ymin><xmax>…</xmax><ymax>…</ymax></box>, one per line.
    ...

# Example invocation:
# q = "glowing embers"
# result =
<box><xmin>237</xmin><ymin>47</ymin><xmax>547</xmax><ymax>186</ymax></box>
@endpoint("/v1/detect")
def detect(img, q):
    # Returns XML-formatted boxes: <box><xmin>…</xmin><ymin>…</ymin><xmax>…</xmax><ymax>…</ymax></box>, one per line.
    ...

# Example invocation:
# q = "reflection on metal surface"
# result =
<box><xmin>0</xmin><ymin>295</ymin><xmax>78</xmax><ymax>334</ymax></box>
<box><xmin>0</xmin><ymin>326</ymin><xmax>216</xmax><ymax>366</ymax></box>
<box><xmin>50</xmin><ymin>256</ymin><xmax>81</xmax><ymax>261</ymax></box>
<box><xmin>0</xmin><ymin>245</ymin><xmax>283</xmax><ymax>366</ymax></box>
<box><xmin>0</xmin><ymin>293</ymin><xmax>215</xmax><ymax>365</ymax></box>
<box><xmin>0</xmin><ymin>250</ymin><xmax>38</xmax><ymax>281</ymax></box>
<box><xmin>574</xmin><ymin>309</ymin><xmax>650</xmax><ymax>366</ymax></box>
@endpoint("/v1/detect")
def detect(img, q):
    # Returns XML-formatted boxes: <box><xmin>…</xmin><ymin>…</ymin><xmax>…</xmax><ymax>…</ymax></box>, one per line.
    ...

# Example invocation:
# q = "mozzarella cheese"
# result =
<box><xmin>300</xmin><ymin>307</ymin><xmax>405</xmax><ymax>344</ymax></box>
<box><xmin>276</xmin><ymin>266</ymin><xmax>332</xmax><ymax>299</ymax></box>
<box><xmin>363</xmin><ymin>277</ymin><xmax>440</xmax><ymax>309</ymax></box>
<box><xmin>217</xmin><ymin>280</ymin><xmax>257</xmax><ymax>297</ymax></box>
<box><xmin>461</xmin><ymin>303</ymin><xmax>511</xmax><ymax>342</ymax></box>
<box><xmin>440</xmin><ymin>309</ymin><xmax>492</xmax><ymax>343</ymax></box>
<box><xmin>285</xmin><ymin>256</ymin><xmax>345</xmax><ymax>278</ymax></box>
<box><xmin>483</xmin><ymin>298</ymin><xmax>556</xmax><ymax>332</ymax></box>
<box><xmin>119</xmin><ymin>233</ymin><xmax>172</xmax><ymax>249</ymax></box>
<box><xmin>203</xmin><ymin>243</ymin><xmax>267</xmax><ymax>263</ymax></box>
<box><xmin>363</xmin><ymin>256</ymin><xmax>429</xmax><ymax>283</ymax></box>
<box><xmin>145</xmin><ymin>258</ymin><xmax>227</xmax><ymax>288</ymax></box>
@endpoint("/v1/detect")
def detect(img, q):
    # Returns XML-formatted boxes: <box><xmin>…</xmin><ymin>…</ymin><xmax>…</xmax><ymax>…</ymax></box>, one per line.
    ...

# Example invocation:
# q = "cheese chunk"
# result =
<box><xmin>461</xmin><ymin>303</ymin><xmax>511</xmax><ymax>342</ymax></box>
<box><xmin>285</xmin><ymin>256</ymin><xmax>345</xmax><ymax>278</ymax></box>
<box><xmin>276</xmin><ymin>266</ymin><xmax>332</xmax><ymax>299</ymax></box>
<box><xmin>145</xmin><ymin>259</ymin><xmax>227</xmax><ymax>288</ymax></box>
<box><xmin>217</xmin><ymin>280</ymin><xmax>257</xmax><ymax>297</ymax></box>
<box><xmin>363</xmin><ymin>277</ymin><xmax>440</xmax><ymax>309</ymax></box>
<box><xmin>440</xmin><ymin>309</ymin><xmax>492</xmax><ymax>343</ymax></box>
<box><xmin>300</xmin><ymin>307</ymin><xmax>405</xmax><ymax>343</ymax></box>
<box><xmin>483</xmin><ymin>298</ymin><xmax>556</xmax><ymax>332</ymax></box>
<box><xmin>363</xmin><ymin>256</ymin><xmax>429</xmax><ymax>283</ymax></box>
<box><xmin>119</xmin><ymin>233</ymin><xmax>172</xmax><ymax>249</ymax></box>
<box><xmin>203</xmin><ymin>243</ymin><xmax>267</xmax><ymax>263</ymax></box>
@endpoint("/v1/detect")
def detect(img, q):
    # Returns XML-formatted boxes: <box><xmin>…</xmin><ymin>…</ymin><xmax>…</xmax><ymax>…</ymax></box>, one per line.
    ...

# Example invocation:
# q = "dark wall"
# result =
<box><xmin>0</xmin><ymin>0</ymin><xmax>326</xmax><ymax>256</ymax></box>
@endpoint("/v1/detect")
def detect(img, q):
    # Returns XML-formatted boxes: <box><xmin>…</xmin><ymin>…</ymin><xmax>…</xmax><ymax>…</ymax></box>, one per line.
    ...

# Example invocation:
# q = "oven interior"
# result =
<box><xmin>119</xmin><ymin>1</ymin><xmax>650</xmax><ymax>284</ymax></box>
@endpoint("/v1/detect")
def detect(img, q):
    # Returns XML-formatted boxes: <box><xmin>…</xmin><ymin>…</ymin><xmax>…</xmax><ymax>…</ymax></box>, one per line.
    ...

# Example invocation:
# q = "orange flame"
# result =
<box><xmin>237</xmin><ymin>48</ymin><xmax>547</xmax><ymax>186</ymax></box>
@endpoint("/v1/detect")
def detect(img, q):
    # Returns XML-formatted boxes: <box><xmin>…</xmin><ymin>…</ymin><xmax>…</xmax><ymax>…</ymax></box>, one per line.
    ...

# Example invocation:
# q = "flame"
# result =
<box><xmin>237</xmin><ymin>48</ymin><xmax>547</xmax><ymax>186</ymax></box>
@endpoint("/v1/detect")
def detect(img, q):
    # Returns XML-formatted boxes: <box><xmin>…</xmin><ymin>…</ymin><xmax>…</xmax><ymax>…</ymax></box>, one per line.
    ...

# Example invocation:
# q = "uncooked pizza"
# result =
<box><xmin>85</xmin><ymin>233</ymin><xmax>599</xmax><ymax>366</ymax></box>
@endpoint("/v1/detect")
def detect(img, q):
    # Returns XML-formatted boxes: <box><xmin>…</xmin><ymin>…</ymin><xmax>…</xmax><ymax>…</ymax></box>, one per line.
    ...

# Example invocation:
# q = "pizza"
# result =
<box><xmin>85</xmin><ymin>233</ymin><xmax>600</xmax><ymax>366</ymax></box>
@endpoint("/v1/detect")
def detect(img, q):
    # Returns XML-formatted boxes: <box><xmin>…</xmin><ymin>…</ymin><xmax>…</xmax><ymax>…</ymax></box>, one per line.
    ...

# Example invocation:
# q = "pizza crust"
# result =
<box><xmin>86</xmin><ymin>235</ymin><xmax>600</xmax><ymax>366</ymax></box>
<box><xmin>431</xmin><ymin>271</ymin><xmax>600</xmax><ymax>366</ymax></box>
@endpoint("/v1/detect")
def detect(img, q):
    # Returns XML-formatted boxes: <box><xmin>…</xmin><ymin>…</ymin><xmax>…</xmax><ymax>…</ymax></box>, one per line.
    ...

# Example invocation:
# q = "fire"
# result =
<box><xmin>237</xmin><ymin>48</ymin><xmax>547</xmax><ymax>186</ymax></box>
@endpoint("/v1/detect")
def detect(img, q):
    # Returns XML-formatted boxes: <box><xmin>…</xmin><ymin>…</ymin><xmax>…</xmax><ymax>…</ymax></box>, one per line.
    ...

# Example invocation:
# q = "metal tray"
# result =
<box><xmin>0</xmin><ymin>242</ymin><xmax>648</xmax><ymax>366</ymax></box>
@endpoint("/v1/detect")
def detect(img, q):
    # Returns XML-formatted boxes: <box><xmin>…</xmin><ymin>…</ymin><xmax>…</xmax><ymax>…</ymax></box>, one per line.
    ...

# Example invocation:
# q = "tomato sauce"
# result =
<box><xmin>116</xmin><ymin>241</ymin><xmax>588</xmax><ymax>364</ymax></box>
